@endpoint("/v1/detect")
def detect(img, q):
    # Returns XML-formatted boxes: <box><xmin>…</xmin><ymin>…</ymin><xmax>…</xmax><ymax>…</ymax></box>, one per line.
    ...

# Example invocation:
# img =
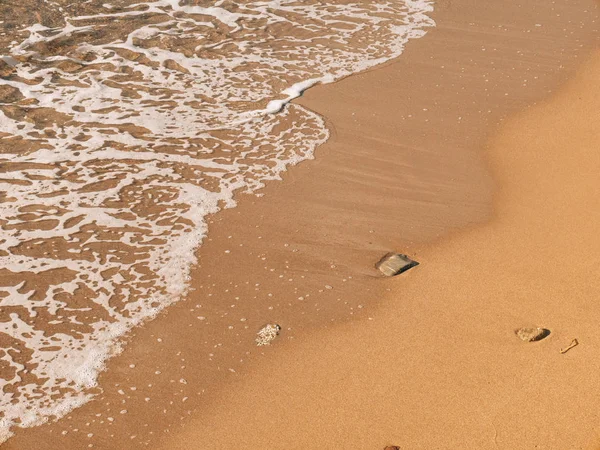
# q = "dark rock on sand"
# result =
<box><xmin>515</xmin><ymin>327</ymin><xmax>550</xmax><ymax>342</ymax></box>
<box><xmin>376</xmin><ymin>252</ymin><xmax>419</xmax><ymax>277</ymax></box>
<box><xmin>384</xmin><ymin>446</ymin><xmax>401</xmax><ymax>450</ymax></box>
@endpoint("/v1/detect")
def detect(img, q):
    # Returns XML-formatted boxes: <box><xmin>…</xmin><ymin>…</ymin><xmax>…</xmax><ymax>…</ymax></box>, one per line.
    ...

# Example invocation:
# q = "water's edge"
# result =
<box><xmin>0</xmin><ymin>0</ymin><xmax>435</xmax><ymax>440</ymax></box>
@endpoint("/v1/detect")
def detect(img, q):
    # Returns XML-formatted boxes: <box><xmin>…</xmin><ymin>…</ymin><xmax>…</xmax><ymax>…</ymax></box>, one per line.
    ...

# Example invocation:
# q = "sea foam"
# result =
<box><xmin>0</xmin><ymin>0</ymin><xmax>434</xmax><ymax>440</ymax></box>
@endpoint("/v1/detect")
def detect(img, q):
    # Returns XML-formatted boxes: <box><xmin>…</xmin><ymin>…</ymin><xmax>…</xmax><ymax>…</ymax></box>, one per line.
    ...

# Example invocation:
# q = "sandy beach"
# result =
<box><xmin>160</xmin><ymin>48</ymin><xmax>600</xmax><ymax>450</ymax></box>
<box><xmin>2</xmin><ymin>0</ymin><xmax>600</xmax><ymax>448</ymax></box>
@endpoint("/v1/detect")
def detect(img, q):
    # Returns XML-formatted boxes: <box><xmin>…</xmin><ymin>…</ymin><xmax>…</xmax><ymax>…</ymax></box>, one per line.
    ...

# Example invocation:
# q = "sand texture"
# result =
<box><xmin>161</xmin><ymin>48</ymin><xmax>600</xmax><ymax>450</ymax></box>
<box><xmin>2</xmin><ymin>0</ymin><xmax>599</xmax><ymax>448</ymax></box>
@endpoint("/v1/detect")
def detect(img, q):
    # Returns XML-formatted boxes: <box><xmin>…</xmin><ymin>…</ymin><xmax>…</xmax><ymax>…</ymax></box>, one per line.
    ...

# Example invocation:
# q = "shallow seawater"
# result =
<box><xmin>0</xmin><ymin>0</ymin><xmax>434</xmax><ymax>440</ymax></box>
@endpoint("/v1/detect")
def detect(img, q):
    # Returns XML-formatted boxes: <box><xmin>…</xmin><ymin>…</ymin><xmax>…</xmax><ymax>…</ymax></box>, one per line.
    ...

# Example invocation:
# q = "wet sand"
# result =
<box><xmin>4</xmin><ymin>0</ymin><xmax>599</xmax><ymax>448</ymax></box>
<box><xmin>163</xmin><ymin>49</ymin><xmax>600</xmax><ymax>449</ymax></box>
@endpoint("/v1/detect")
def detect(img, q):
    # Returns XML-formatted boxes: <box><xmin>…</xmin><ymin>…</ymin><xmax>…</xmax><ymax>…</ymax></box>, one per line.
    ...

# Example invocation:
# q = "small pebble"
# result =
<box><xmin>376</xmin><ymin>252</ymin><xmax>419</xmax><ymax>276</ymax></box>
<box><xmin>255</xmin><ymin>324</ymin><xmax>281</xmax><ymax>346</ymax></box>
<box><xmin>515</xmin><ymin>327</ymin><xmax>550</xmax><ymax>342</ymax></box>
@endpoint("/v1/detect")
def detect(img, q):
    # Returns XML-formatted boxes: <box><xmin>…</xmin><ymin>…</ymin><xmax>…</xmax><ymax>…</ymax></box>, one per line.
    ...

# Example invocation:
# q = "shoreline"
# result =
<box><xmin>4</xmin><ymin>0</ymin><xmax>599</xmax><ymax>448</ymax></box>
<box><xmin>163</xmin><ymin>47</ymin><xmax>600</xmax><ymax>448</ymax></box>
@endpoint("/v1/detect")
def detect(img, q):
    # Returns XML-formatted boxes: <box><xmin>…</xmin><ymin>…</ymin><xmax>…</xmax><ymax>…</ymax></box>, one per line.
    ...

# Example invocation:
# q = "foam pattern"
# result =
<box><xmin>0</xmin><ymin>0</ymin><xmax>434</xmax><ymax>439</ymax></box>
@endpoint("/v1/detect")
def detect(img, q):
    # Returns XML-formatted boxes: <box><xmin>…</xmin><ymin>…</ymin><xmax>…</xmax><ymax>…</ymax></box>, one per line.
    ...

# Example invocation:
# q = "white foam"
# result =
<box><xmin>0</xmin><ymin>0</ymin><xmax>435</xmax><ymax>440</ymax></box>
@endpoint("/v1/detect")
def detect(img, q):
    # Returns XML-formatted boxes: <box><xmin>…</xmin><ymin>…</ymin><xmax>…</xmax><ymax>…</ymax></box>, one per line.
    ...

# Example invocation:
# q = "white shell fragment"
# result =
<box><xmin>256</xmin><ymin>324</ymin><xmax>282</xmax><ymax>346</ymax></box>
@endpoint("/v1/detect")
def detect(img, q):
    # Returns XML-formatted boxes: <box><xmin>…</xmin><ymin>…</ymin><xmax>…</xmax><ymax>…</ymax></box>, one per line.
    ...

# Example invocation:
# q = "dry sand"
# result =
<box><xmin>4</xmin><ymin>0</ymin><xmax>600</xmax><ymax>448</ymax></box>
